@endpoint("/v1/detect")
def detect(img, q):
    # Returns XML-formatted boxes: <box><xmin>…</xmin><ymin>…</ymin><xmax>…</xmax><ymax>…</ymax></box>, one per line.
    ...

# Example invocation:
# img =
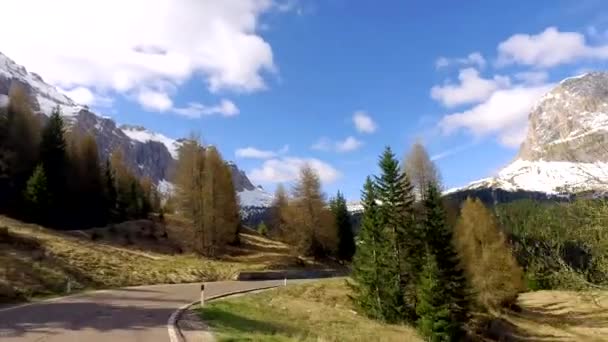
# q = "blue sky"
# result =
<box><xmin>3</xmin><ymin>0</ymin><xmax>608</xmax><ymax>200</ymax></box>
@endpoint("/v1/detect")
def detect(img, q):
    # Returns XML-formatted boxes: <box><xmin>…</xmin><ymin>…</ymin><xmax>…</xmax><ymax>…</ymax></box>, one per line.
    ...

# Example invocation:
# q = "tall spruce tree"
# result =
<box><xmin>350</xmin><ymin>177</ymin><xmax>390</xmax><ymax>321</ymax></box>
<box><xmin>416</xmin><ymin>252</ymin><xmax>457</xmax><ymax>341</ymax></box>
<box><xmin>39</xmin><ymin>106</ymin><xmax>68</xmax><ymax>225</ymax></box>
<box><xmin>420</xmin><ymin>182</ymin><xmax>469</xmax><ymax>338</ymax></box>
<box><xmin>375</xmin><ymin>146</ymin><xmax>419</xmax><ymax>322</ymax></box>
<box><xmin>330</xmin><ymin>191</ymin><xmax>355</xmax><ymax>261</ymax></box>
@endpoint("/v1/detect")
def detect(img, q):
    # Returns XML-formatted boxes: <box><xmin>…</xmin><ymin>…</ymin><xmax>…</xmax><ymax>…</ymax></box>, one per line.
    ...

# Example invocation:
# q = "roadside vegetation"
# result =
<box><xmin>197</xmin><ymin>279</ymin><xmax>423</xmax><ymax>342</ymax></box>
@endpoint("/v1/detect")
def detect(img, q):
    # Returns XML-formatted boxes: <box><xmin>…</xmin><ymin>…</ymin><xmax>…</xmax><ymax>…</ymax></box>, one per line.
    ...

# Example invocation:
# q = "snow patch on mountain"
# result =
<box><xmin>450</xmin><ymin>159</ymin><xmax>608</xmax><ymax>194</ymax></box>
<box><xmin>238</xmin><ymin>187</ymin><xmax>274</xmax><ymax>208</ymax></box>
<box><xmin>121</xmin><ymin>126</ymin><xmax>179</xmax><ymax>159</ymax></box>
<box><xmin>0</xmin><ymin>52</ymin><xmax>79</xmax><ymax>115</ymax></box>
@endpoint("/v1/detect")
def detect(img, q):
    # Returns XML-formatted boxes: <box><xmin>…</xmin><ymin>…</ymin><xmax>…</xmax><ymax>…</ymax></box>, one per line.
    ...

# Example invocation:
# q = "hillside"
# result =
<box><xmin>0</xmin><ymin>50</ymin><xmax>275</xmax><ymax>219</ymax></box>
<box><xmin>0</xmin><ymin>215</ymin><xmax>324</xmax><ymax>304</ymax></box>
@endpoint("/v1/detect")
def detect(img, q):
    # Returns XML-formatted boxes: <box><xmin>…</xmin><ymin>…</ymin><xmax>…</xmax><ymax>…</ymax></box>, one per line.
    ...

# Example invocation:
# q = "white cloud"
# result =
<box><xmin>336</xmin><ymin>136</ymin><xmax>363</xmax><ymax>152</ymax></box>
<box><xmin>439</xmin><ymin>84</ymin><xmax>553</xmax><ymax>148</ymax></box>
<box><xmin>497</xmin><ymin>26</ymin><xmax>608</xmax><ymax>68</ymax></box>
<box><xmin>353</xmin><ymin>111</ymin><xmax>377</xmax><ymax>133</ymax></box>
<box><xmin>250</xmin><ymin>157</ymin><xmax>341</xmax><ymax>184</ymax></box>
<box><xmin>59</xmin><ymin>86</ymin><xmax>114</xmax><ymax>107</ymax></box>
<box><xmin>431</xmin><ymin>143</ymin><xmax>476</xmax><ymax>161</ymax></box>
<box><xmin>137</xmin><ymin>89</ymin><xmax>173</xmax><ymax>111</ymax></box>
<box><xmin>312</xmin><ymin>136</ymin><xmax>363</xmax><ymax>153</ymax></box>
<box><xmin>235</xmin><ymin>144</ymin><xmax>289</xmax><ymax>159</ymax></box>
<box><xmin>0</xmin><ymin>0</ymin><xmax>277</xmax><ymax>110</ymax></box>
<box><xmin>435</xmin><ymin>52</ymin><xmax>486</xmax><ymax>69</ymax></box>
<box><xmin>173</xmin><ymin>99</ymin><xmax>239</xmax><ymax>117</ymax></box>
<box><xmin>431</xmin><ymin>68</ymin><xmax>510</xmax><ymax>107</ymax></box>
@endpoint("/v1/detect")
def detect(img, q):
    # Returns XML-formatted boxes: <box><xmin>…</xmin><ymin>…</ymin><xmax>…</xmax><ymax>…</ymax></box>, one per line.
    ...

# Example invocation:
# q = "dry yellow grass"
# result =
<box><xmin>484</xmin><ymin>290</ymin><xmax>608</xmax><ymax>341</ymax></box>
<box><xmin>197</xmin><ymin>278</ymin><xmax>423</xmax><ymax>342</ymax></box>
<box><xmin>0</xmin><ymin>215</ymin><xmax>322</xmax><ymax>303</ymax></box>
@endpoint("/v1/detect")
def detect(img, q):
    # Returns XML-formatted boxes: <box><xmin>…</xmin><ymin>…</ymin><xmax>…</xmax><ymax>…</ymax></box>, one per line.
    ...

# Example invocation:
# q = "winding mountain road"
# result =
<box><xmin>0</xmin><ymin>280</ymin><xmax>283</xmax><ymax>342</ymax></box>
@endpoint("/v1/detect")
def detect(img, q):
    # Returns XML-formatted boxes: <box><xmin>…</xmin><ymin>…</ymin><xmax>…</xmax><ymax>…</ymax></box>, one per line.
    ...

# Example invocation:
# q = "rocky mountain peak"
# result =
<box><xmin>518</xmin><ymin>72</ymin><xmax>608</xmax><ymax>163</ymax></box>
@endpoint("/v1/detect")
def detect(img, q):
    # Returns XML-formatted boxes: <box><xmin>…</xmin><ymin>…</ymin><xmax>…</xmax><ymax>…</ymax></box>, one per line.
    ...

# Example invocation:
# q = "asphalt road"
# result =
<box><xmin>0</xmin><ymin>280</ymin><xmax>283</xmax><ymax>342</ymax></box>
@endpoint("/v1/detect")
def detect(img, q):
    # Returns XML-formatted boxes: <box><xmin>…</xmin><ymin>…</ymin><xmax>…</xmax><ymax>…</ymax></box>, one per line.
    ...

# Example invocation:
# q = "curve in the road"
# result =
<box><xmin>0</xmin><ymin>280</ymin><xmax>283</xmax><ymax>342</ymax></box>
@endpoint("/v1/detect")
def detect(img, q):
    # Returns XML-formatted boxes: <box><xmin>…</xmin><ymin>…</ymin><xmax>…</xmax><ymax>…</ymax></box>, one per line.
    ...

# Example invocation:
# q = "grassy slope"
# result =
<box><xmin>492</xmin><ymin>290</ymin><xmax>608</xmax><ymax>341</ymax></box>
<box><xmin>197</xmin><ymin>279</ymin><xmax>423</xmax><ymax>342</ymax></box>
<box><xmin>0</xmin><ymin>215</ymin><xmax>323</xmax><ymax>303</ymax></box>
<box><xmin>198</xmin><ymin>278</ymin><xmax>608</xmax><ymax>342</ymax></box>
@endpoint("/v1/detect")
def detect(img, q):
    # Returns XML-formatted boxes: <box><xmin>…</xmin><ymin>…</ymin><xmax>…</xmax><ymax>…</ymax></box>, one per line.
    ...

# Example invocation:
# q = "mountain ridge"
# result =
<box><xmin>0</xmin><ymin>51</ymin><xmax>273</xmax><ymax>211</ymax></box>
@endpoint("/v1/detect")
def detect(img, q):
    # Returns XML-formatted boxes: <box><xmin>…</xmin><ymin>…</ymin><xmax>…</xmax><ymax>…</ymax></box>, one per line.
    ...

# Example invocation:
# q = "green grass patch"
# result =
<box><xmin>197</xmin><ymin>279</ymin><xmax>422</xmax><ymax>342</ymax></box>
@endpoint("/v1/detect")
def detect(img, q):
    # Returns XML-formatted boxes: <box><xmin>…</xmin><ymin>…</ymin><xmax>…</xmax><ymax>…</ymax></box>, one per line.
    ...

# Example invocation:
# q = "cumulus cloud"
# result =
<box><xmin>235</xmin><ymin>144</ymin><xmax>289</xmax><ymax>159</ymax></box>
<box><xmin>431</xmin><ymin>68</ymin><xmax>510</xmax><ymax>107</ymax></box>
<box><xmin>353</xmin><ymin>111</ymin><xmax>377</xmax><ymax>133</ymax></box>
<box><xmin>439</xmin><ymin>84</ymin><xmax>553</xmax><ymax>147</ymax></box>
<box><xmin>137</xmin><ymin>89</ymin><xmax>173</xmax><ymax>111</ymax></box>
<box><xmin>312</xmin><ymin>136</ymin><xmax>363</xmax><ymax>153</ymax></box>
<box><xmin>435</xmin><ymin>52</ymin><xmax>486</xmax><ymax>69</ymax></box>
<box><xmin>0</xmin><ymin>0</ymin><xmax>277</xmax><ymax>111</ymax></box>
<box><xmin>497</xmin><ymin>26</ymin><xmax>608</xmax><ymax>68</ymax></box>
<box><xmin>173</xmin><ymin>99</ymin><xmax>239</xmax><ymax>117</ymax></box>
<box><xmin>336</xmin><ymin>136</ymin><xmax>363</xmax><ymax>152</ymax></box>
<box><xmin>58</xmin><ymin>86</ymin><xmax>114</xmax><ymax>107</ymax></box>
<box><xmin>249</xmin><ymin>157</ymin><xmax>341</xmax><ymax>183</ymax></box>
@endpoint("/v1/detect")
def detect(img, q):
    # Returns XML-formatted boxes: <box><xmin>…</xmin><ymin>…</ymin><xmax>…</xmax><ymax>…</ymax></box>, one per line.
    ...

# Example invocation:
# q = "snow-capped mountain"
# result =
<box><xmin>451</xmin><ymin>72</ymin><xmax>608</xmax><ymax>196</ymax></box>
<box><xmin>0</xmin><ymin>51</ymin><xmax>273</xmax><ymax>212</ymax></box>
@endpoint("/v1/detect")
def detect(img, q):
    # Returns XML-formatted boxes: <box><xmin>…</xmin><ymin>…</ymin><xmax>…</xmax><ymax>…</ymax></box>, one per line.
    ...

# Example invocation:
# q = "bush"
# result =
<box><xmin>257</xmin><ymin>221</ymin><xmax>268</xmax><ymax>236</ymax></box>
<box><xmin>496</xmin><ymin>199</ymin><xmax>608</xmax><ymax>290</ymax></box>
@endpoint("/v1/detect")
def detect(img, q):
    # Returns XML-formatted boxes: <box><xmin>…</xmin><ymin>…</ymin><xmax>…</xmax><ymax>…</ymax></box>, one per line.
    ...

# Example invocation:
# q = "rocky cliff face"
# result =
<box><xmin>0</xmin><ymin>51</ymin><xmax>273</xmax><ymax>210</ymax></box>
<box><xmin>518</xmin><ymin>73</ymin><xmax>608</xmax><ymax>163</ymax></box>
<box><xmin>452</xmin><ymin>72</ymin><xmax>608</xmax><ymax>196</ymax></box>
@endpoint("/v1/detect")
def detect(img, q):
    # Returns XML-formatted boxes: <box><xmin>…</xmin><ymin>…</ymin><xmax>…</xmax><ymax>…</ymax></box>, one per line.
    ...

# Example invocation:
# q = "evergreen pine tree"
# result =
<box><xmin>330</xmin><ymin>191</ymin><xmax>355</xmax><ymax>261</ymax></box>
<box><xmin>421</xmin><ymin>182</ymin><xmax>469</xmax><ymax>338</ymax></box>
<box><xmin>416</xmin><ymin>252</ymin><xmax>456</xmax><ymax>342</ymax></box>
<box><xmin>103</xmin><ymin>158</ymin><xmax>118</xmax><ymax>222</ymax></box>
<box><xmin>375</xmin><ymin>146</ymin><xmax>419</xmax><ymax>321</ymax></box>
<box><xmin>23</xmin><ymin>164</ymin><xmax>51</xmax><ymax>223</ymax></box>
<box><xmin>39</xmin><ymin>106</ymin><xmax>67</xmax><ymax>225</ymax></box>
<box><xmin>350</xmin><ymin>177</ymin><xmax>390</xmax><ymax>321</ymax></box>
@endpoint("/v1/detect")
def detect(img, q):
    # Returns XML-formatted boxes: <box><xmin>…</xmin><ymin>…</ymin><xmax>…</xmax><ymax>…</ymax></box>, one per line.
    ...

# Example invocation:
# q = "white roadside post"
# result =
<box><xmin>284</xmin><ymin>277</ymin><xmax>287</xmax><ymax>287</ymax></box>
<box><xmin>200</xmin><ymin>283</ymin><xmax>205</xmax><ymax>307</ymax></box>
<box><xmin>66</xmin><ymin>278</ymin><xmax>71</xmax><ymax>294</ymax></box>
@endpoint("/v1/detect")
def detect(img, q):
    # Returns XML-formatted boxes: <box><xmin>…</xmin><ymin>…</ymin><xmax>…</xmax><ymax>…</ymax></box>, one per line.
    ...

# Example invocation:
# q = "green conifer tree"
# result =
<box><xmin>375</xmin><ymin>146</ymin><xmax>419</xmax><ymax>321</ymax></box>
<box><xmin>330</xmin><ymin>191</ymin><xmax>355</xmax><ymax>261</ymax></box>
<box><xmin>350</xmin><ymin>177</ymin><xmax>390</xmax><ymax>321</ymax></box>
<box><xmin>39</xmin><ymin>107</ymin><xmax>67</xmax><ymax>224</ymax></box>
<box><xmin>416</xmin><ymin>252</ymin><xmax>456</xmax><ymax>341</ymax></box>
<box><xmin>103</xmin><ymin>158</ymin><xmax>118</xmax><ymax>221</ymax></box>
<box><xmin>24</xmin><ymin>164</ymin><xmax>51</xmax><ymax>223</ymax></box>
<box><xmin>421</xmin><ymin>182</ymin><xmax>469</xmax><ymax>338</ymax></box>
